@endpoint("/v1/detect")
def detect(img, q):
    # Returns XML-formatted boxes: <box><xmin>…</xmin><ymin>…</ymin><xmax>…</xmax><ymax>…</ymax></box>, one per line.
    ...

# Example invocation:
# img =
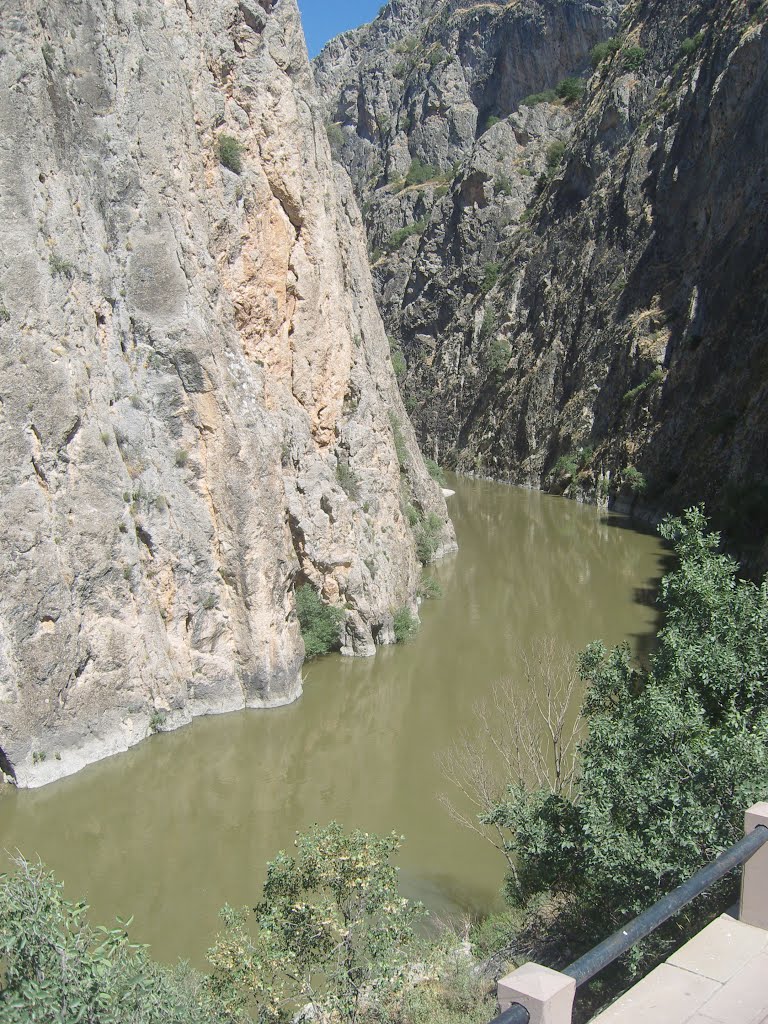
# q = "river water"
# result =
<box><xmin>0</xmin><ymin>475</ymin><xmax>667</xmax><ymax>965</ymax></box>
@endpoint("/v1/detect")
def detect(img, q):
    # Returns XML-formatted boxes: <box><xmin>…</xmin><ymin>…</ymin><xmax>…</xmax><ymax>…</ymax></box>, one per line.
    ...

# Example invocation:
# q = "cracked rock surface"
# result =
<box><xmin>0</xmin><ymin>0</ymin><xmax>453</xmax><ymax>787</ymax></box>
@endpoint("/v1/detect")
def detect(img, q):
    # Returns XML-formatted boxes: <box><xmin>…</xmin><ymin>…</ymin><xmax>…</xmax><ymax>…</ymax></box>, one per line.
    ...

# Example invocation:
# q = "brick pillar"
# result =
<box><xmin>497</xmin><ymin>962</ymin><xmax>576</xmax><ymax>1024</ymax></box>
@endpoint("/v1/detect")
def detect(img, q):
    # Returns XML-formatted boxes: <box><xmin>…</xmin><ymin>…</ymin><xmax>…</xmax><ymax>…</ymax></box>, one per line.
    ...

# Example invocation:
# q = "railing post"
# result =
<box><xmin>497</xmin><ymin>963</ymin><xmax>575</xmax><ymax>1024</ymax></box>
<box><xmin>740</xmin><ymin>801</ymin><xmax>768</xmax><ymax>929</ymax></box>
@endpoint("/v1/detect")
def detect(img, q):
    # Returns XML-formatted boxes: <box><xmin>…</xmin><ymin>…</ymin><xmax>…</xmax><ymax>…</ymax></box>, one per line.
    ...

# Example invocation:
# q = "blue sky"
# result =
<box><xmin>297</xmin><ymin>0</ymin><xmax>385</xmax><ymax>57</ymax></box>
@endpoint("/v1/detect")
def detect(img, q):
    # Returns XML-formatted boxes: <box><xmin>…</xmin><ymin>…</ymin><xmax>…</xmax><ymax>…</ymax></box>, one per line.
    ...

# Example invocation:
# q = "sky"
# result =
<box><xmin>297</xmin><ymin>0</ymin><xmax>385</xmax><ymax>57</ymax></box>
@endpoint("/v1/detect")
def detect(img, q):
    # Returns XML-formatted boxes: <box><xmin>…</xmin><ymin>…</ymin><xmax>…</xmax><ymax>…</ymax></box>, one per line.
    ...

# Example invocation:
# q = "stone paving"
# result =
<box><xmin>590</xmin><ymin>913</ymin><xmax>768</xmax><ymax>1024</ymax></box>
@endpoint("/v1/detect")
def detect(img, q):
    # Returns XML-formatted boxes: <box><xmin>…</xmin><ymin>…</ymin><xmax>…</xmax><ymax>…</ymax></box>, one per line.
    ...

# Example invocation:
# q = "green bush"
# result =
<box><xmin>478</xmin><ymin>305</ymin><xmax>497</xmax><ymax>343</ymax></box>
<box><xmin>208</xmin><ymin>823</ymin><xmax>424</xmax><ymax>1024</ymax></box>
<box><xmin>556</xmin><ymin>76</ymin><xmax>585</xmax><ymax>102</ymax></box>
<box><xmin>415</xmin><ymin>512</ymin><xmax>442</xmax><ymax>564</ymax></box>
<box><xmin>494</xmin><ymin>175</ymin><xmax>513</xmax><ymax>196</ymax></box>
<box><xmin>553</xmin><ymin>453</ymin><xmax>578</xmax><ymax>479</ymax></box>
<box><xmin>622</xmin><ymin>366</ymin><xmax>665</xmax><ymax>404</ymax></box>
<box><xmin>418</xmin><ymin>574</ymin><xmax>443</xmax><ymax>600</ymax></box>
<box><xmin>621</xmin><ymin>45</ymin><xmax>647</xmax><ymax>71</ymax></box>
<box><xmin>149</xmin><ymin>710</ymin><xmax>167</xmax><ymax>733</ymax></box>
<box><xmin>0</xmin><ymin>857</ymin><xmax>218</xmax><ymax>1023</ymax></box>
<box><xmin>326</xmin><ymin>121</ymin><xmax>344</xmax><ymax>150</ymax></box>
<box><xmin>621</xmin><ymin>465</ymin><xmax>647</xmax><ymax>495</ymax></box>
<box><xmin>487</xmin><ymin>337</ymin><xmax>510</xmax><ymax>376</ymax></box>
<box><xmin>487</xmin><ymin>508</ymin><xmax>768</xmax><ymax>955</ymax></box>
<box><xmin>425</xmin><ymin>458</ymin><xmax>446</xmax><ymax>486</ymax></box>
<box><xmin>0</xmin><ymin>306</ymin><xmax>10</xmax><ymax>323</ymax></box>
<box><xmin>545</xmin><ymin>140</ymin><xmax>566</xmax><ymax>173</ymax></box>
<box><xmin>217</xmin><ymin>133</ymin><xmax>243</xmax><ymax>174</ymax></box>
<box><xmin>336</xmin><ymin>461</ymin><xmax>361</xmax><ymax>500</ymax></box>
<box><xmin>386</xmin><ymin>217</ymin><xmax>429</xmax><ymax>251</ymax></box>
<box><xmin>49</xmin><ymin>253</ymin><xmax>74</xmax><ymax>278</ymax></box>
<box><xmin>405</xmin><ymin>158</ymin><xmax>442</xmax><ymax>186</ymax></box>
<box><xmin>390</xmin><ymin>415</ymin><xmax>409</xmax><ymax>471</ymax></box>
<box><xmin>393</xmin><ymin>606</ymin><xmax>419</xmax><ymax>643</ymax></box>
<box><xmin>521</xmin><ymin>88</ymin><xmax>558</xmax><ymax>107</ymax></box>
<box><xmin>296</xmin><ymin>586</ymin><xmax>344</xmax><ymax>660</ymax></box>
<box><xmin>393</xmin><ymin>34</ymin><xmax>418</xmax><ymax>54</ymax></box>
<box><xmin>482</xmin><ymin>114</ymin><xmax>501</xmax><ymax>131</ymax></box>
<box><xmin>680</xmin><ymin>31</ymin><xmax>705</xmax><ymax>56</ymax></box>
<box><xmin>480</xmin><ymin>261</ymin><xmax>500</xmax><ymax>293</ymax></box>
<box><xmin>391</xmin><ymin>347</ymin><xmax>407</xmax><ymax>377</ymax></box>
<box><xmin>590</xmin><ymin>36</ymin><xmax>621</xmax><ymax>68</ymax></box>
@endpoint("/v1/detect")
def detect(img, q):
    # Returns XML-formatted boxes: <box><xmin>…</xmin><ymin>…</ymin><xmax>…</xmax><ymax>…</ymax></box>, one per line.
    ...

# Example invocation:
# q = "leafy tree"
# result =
<box><xmin>208</xmin><ymin>823</ymin><xmax>424</xmax><ymax>1024</ymax></box>
<box><xmin>393</xmin><ymin>606</ymin><xmax>419</xmax><ymax>643</ymax></box>
<box><xmin>296</xmin><ymin>586</ymin><xmax>344</xmax><ymax>660</ymax></box>
<box><xmin>485</xmin><ymin>508</ymin><xmax>768</xmax><ymax>943</ymax></box>
<box><xmin>555</xmin><ymin>77</ymin><xmax>584</xmax><ymax>103</ymax></box>
<box><xmin>0</xmin><ymin>857</ymin><xmax>218</xmax><ymax>1024</ymax></box>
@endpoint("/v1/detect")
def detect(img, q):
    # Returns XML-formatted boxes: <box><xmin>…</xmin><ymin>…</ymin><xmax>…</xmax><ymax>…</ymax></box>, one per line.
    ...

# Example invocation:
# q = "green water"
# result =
<box><xmin>0</xmin><ymin>475</ymin><xmax>667</xmax><ymax>965</ymax></box>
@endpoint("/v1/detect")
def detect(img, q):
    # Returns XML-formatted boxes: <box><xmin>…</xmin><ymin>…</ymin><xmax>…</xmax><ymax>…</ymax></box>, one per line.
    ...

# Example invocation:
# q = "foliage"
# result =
<box><xmin>0</xmin><ymin>857</ymin><xmax>217</xmax><ymax>1024</ymax></box>
<box><xmin>0</xmin><ymin>305</ymin><xmax>10</xmax><ymax>323</ymax></box>
<box><xmin>424</xmin><ymin>458</ymin><xmax>446</xmax><ymax>486</ymax></box>
<box><xmin>552</xmin><ymin>453</ymin><xmax>577</xmax><ymax>479</ymax></box>
<box><xmin>622</xmin><ymin>367</ymin><xmax>664</xmax><ymax>405</ymax></box>
<box><xmin>481</xmin><ymin>114</ymin><xmax>501</xmax><ymax>131</ymax></box>
<box><xmin>386</xmin><ymin>218</ymin><xmax>428</xmax><ymax>252</ymax></box>
<box><xmin>621</xmin><ymin>465</ymin><xmax>647</xmax><ymax>496</ymax></box>
<box><xmin>545</xmin><ymin>140</ymin><xmax>566</xmax><ymax>174</ymax></box>
<box><xmin>405</xmin><ymin>159</ymin><xmax>442</xmax><ymax>186</ymax></box>
<box><xmin>621</xmin><ymin>45</ymin><xmax>647</xmax><ymax>71</ymax></box>
<box><xmin>391</xmin><ymin>346</ymin><xmax>407</xmax><ymax>378</ymax></box>
<box><xmin>208</xmin><ymin>823</ymin><xmax>424</xmax><ymax>1024</ymax></box>
<box><xmin>392</xmin><ymin>35</ymin><xmax>418</xmax><ymax>54</ymax></box>
<box><xmin>296</xmin><ymin>586</ymin><xmax>344</xmax><ymax>660</ymax></box>
<box><xmin>486</xmin><ymin>338</ymin><xmax>510</xmax><ymax>377</ymax></box>
<box><xmin>555</xmin><ymin>77</ymin><xmax>585</xmax><ymax>103</ymax></box>
<box><xmin>149</xmin><ymin>710</ymin><xmax>167</xmax><ymax>733</ymax></box>
<box><xmin>414</xmin><ymin>511</ymin><xmax>443</xmax><ymax>565</ymax></box>
<box><xmin>590</xmin><ymin>36</ymin><xmax>621</xmax><ymax>68</ymax></box>
<box><xmin>336</xmin><ymin>461</ymin><xmax>361</xmax><ymax>500</ymax></box>
<box><xmin>520</xmin><ymin>89</ymin><xmax>557</xmax><ymax>107</ymax></box>
<box><xmin>418</xmin><ymin>574</ymin><xmax>443</xmax><ymax>600</ymax></box>
<box><xmin>480</xmin><ymin>261</ymin><xmax>500</xmax><ymax>294</ymax></box>
<box><xmin>218</xmin><ymin>134</ymin><xmax>244</xmax><ymax>174</ymax></box>
<box><xmin>49</xmin><ymin>252</ymin><xmax>75</xmax><ymax>278</ymax></box>
<box><xmin>326</xmin><ymin>122</ymin><xmax>345</xmax><ymax>150</ymax></box>
<box><xmin>493</xmin><ymin>175</ymin><xmax>513</xmax><ymax>197</ymax></box>
<box><xmin>399</xmin><ymin>941</ymin><xmax>495</xmax><ymax>1024</ymax></box>
<box><xmin>478</xmin><ymin>305</ymin><xmax>496</xmax><ymax>344</ymax></box>
<box><xmin>680</xmin><ymin>31</ymin><xmax>705</xmax><ymax>56</ymax></box>
<box><xmin>485</xmin><ymin>509</ymin><xmax>768</xmax><ymax>950</ymax></box>
<box><xmin>393</xmin><ymin>606</ymin><xmax>419</xmax><ymax>644</ymax></box>
<box><xmin>390</xmin><ymin>415</ymin><xmax>408</xmax><ymax>471</ymax></box>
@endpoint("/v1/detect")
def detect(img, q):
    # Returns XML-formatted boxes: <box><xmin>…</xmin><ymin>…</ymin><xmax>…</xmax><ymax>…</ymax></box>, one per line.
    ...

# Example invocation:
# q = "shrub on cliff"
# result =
<box><xmin>296</xmin><ymin>586</ymin><xmax>344</xmax><ymax>659</ymax></box>
<box><xmin>217</xmin><ymin>133</ymin><xmax>243</xmax><ymax>174</ymax></box>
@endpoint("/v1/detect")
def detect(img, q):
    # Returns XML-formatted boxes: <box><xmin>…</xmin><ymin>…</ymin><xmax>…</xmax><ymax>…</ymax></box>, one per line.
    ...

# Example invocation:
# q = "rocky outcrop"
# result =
<box><xmin>444</xmin><ymin>0</ymin><xmax>768</xmax><ymax>567</ymax></box>
<box><xmin>314</xmin><ymin>0</ymin><xmax>620</xmax><ymax>463</ymax></box>
<box><xmin>320</xmin><ymin>0</ymin><xmax>768</xmax><ymax>566</ymax></box>
<box><xmin>0</xmin><ymin>0</ymin><xmax>453</xmax><ymax>787</ymax></box>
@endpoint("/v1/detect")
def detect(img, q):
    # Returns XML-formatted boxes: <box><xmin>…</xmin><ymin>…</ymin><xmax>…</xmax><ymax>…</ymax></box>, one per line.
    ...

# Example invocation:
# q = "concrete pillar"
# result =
<box><xmin>741</xmin><ymin>801</ymin><xmax>768</xmax><ymax>930</ymax></box>
<box><xmin>497</xmin><ymin>962</ymin><xmax>576</xmax><ymax>1024</ymax></box>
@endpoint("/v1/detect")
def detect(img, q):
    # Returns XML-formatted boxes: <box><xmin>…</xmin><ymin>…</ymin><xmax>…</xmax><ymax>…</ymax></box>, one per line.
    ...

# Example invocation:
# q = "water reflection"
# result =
<box><xmin>0</xmin><ymin>475</ymin><xmax>666</xmax><ymax>966</ymax></box>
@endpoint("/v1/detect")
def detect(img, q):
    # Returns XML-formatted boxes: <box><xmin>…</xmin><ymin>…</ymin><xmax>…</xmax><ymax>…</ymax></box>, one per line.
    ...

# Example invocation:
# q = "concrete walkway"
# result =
<box><xmin>591</xmin><ymin>913</ymin><xmax>768</xmax><ymax>1024</ymax></box>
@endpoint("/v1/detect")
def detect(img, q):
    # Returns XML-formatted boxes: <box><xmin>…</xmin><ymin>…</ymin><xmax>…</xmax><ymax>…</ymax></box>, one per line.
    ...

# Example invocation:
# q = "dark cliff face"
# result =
<box><xmin>319</xmin><ymin>0</ymin><xmax>768</xmax><ymax>565</ymax></box>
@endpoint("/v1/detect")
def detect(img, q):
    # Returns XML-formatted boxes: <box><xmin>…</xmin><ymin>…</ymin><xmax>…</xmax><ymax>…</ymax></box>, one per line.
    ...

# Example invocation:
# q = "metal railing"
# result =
<box><xmin>489</xmin><ymin>815</ymin><xmax>768</xmax><ymax>1024</ymax></box>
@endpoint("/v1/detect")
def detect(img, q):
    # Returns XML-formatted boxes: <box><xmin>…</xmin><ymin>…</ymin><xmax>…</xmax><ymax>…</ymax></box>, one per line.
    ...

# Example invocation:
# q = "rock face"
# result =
<box><xmin>0</xmin><ymin>0</ymin><xmax>454</xmax><ymax>787</ymax></box>
<box><xmin>319</xmin><ymin>0</ymin><xmax>768</xmax><ymax>566</ymax></box>
<box><xmin>314</xmin><ymin>0</ymin><xmax>620</xmax><ymax>463</ymax></box>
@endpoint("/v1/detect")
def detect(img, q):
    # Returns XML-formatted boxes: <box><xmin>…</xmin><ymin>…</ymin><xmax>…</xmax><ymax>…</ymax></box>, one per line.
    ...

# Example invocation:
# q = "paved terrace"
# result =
<box><xmin>494</xmin><ymin>802</ymin><xmax>768</xmax><ymax>1024</ymax></box>
<box><xmin>591</xmin><ymin>912</ymin><xmax>768</xmax><ymax>1024</ymax></box>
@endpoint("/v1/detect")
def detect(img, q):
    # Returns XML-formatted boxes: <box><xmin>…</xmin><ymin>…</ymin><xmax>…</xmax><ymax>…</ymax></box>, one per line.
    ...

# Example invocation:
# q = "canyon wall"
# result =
<box><xmin>319</xmin><ymin>0</ymin><xmax>768</xmax><ymax>566</ymax></box>
<box><xmin>0</xmin><ymin>0</ymin><xmax>453</xmax><ymax>787</ymax></box>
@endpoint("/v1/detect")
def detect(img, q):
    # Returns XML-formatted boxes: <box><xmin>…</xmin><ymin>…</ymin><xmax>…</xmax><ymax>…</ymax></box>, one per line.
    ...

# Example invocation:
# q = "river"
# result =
<box><xmin>0</xmin><ymin>475</ymin><xmax>667</xmax><ymax>965</ymax></box>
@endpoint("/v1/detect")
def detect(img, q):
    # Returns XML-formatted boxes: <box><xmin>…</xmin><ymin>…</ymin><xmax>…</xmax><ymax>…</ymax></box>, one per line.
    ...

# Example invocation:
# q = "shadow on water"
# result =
<box><xmin>0</xmin><ymin>475</ymin><xmax>668</xmax><ymax>966</ymax></box>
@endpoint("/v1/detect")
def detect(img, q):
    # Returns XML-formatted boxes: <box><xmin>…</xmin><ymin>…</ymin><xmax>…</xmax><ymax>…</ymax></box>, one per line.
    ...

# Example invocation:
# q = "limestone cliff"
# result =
<box><xmin>320</xmin><ymin>0</ymin><xmax>768</xmax><ymax>565</ymax></box>
<box><xmin>314</xmin><ymin>0</ymin><xmax>620</xmax><ymax>463</ymax></box>
<box><xmin>0</xmin><ymin>0</ymin><xmax>454</xmax><ymax>787</ymax></box>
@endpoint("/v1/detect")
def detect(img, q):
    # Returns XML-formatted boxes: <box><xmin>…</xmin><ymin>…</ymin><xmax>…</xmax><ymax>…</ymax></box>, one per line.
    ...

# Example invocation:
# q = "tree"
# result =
<box><xmin>485</xmin><ymin>508</ymin><xmax>768</xmax><ymax>944</ymax></box>
<box><xmin>207</xmin><ymin>823</ymin><xmax>425</xmax><ymax>1024</ymax></box>
<box><xmin>0</xmin><ymin>856</ymin><xmax>217</xmax><ymax>1024</ymax></box>
<box><xmin>296</xmin><ymin>586</ymin><xmax>344</xmax><ymax>660</ymax></box>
